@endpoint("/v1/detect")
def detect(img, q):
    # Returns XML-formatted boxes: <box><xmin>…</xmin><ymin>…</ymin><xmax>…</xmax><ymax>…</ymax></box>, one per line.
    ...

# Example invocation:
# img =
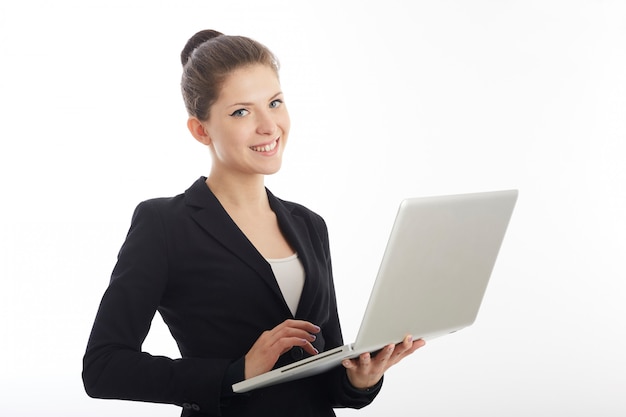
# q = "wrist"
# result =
<box><xmin>345</xmin><ymin>370</ymin><xmax>382</xmax><ymax>391</ymax></box>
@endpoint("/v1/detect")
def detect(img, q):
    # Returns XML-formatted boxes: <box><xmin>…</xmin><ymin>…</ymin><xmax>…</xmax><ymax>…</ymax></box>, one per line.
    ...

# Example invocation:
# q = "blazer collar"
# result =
<box><xmin>183</xmin><ymin>177</ymin><xmax>318</xmax><ymax>318</ymax></box>
<box><xmin>267</xmin><ymin>191</ymin><xmax>321</xmax><ymax>319</ymax></box>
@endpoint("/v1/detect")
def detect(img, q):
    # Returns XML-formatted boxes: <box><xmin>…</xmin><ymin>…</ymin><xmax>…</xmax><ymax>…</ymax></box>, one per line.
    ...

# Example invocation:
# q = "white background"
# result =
<box><xmin>1</xmin><ymin>0</ymin><xmax>625</xmax><ymax>415</ymax></box>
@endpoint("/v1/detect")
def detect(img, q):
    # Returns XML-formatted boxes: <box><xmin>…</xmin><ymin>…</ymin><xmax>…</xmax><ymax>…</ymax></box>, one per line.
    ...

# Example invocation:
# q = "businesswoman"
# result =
<box><xmin>82</xmin><ymin>29</ymin><xmax>425</xmax><ymax>417</ymax></box>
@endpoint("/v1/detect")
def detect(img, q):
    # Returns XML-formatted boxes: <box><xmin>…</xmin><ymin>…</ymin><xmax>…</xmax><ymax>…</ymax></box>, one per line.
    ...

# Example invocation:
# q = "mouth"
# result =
<box><xmin>249</xmin><ymin>138</ymin><xmax>279</xmax><ymax>153</ymax></box>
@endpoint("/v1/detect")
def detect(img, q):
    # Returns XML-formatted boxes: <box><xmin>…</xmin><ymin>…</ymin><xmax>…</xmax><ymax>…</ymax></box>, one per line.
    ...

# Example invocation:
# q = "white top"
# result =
<box><xmin>267</xmin><ymin>253</ymin><xmax>305</xmax><ymax>316</ymax></box>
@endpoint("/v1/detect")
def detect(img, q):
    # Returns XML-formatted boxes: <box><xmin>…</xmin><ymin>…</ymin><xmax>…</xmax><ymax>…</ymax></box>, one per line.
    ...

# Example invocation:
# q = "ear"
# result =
<box><xmin>187</xmin><ymin>117</ymin><xmax>212</xmax><ymax>146</ymax></box>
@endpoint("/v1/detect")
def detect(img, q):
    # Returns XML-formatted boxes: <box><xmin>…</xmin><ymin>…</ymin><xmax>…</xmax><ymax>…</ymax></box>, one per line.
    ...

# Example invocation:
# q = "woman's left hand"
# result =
<box><xmin>342</xmin><ymin>335</ymin><xmax>425</xmax><ymax>389</ymax></box>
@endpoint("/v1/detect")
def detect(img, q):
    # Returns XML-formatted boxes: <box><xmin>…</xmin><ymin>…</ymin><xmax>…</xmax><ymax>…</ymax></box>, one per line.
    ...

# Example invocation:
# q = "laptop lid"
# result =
<box><xmin>352</xmin><ymin>189</ymin><xmax>518</xmax><ymax>353</ymax></box>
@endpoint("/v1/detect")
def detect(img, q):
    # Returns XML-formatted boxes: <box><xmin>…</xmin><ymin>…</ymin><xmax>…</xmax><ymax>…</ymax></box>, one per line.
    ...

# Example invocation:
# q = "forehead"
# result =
<box><xmin>217</xmin><ymin>64</ymin><xmax>281</xmax><ymax>105</ymax></box>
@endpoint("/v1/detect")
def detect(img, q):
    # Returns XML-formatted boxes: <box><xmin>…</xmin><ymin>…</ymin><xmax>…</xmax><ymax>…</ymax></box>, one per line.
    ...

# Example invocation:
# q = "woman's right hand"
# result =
<box><xmin>244</xmin><ymin>319</ymin><xmax>320</xmax><ymax>379</ymax></box>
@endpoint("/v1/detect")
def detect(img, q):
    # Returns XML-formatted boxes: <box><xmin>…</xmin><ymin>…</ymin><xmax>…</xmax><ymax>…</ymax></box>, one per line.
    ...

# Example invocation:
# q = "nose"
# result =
<box><xmin>256</xmin><ymin>109</ymin><xmax>277</xmax><ymax>135</ymax></box>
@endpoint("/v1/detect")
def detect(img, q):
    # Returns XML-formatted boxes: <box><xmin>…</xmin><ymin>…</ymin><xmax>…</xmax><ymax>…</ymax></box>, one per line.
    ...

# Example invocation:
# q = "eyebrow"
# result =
<box><xmin>227</xmin><ymin>91</ymin><xmax>283</xmax><ymax>108</ymax></box>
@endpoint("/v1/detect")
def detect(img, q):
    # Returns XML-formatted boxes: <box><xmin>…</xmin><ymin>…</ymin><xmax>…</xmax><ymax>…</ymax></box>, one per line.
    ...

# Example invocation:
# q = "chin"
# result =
<box><xmin>263</xmin><ymin>166</ymin><xmax>282</xmax><ymax>176</ymax></box>
<box><xmin>261</xmin><ymin>156</ymin><xmax>283</xmax><ymax>174</ymax></box>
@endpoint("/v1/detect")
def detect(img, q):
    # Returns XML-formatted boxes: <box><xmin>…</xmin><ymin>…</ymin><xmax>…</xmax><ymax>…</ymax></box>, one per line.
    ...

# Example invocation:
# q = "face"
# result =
<box><xmin>193</xmin><ymin>64</ymin><xmax>290</xmax><ymax>178</ymax></box>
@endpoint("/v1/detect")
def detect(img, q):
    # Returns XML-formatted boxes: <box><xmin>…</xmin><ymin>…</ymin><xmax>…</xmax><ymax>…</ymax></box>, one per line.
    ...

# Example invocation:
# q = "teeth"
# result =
<box><xmin>251</xmin><ymin>140</ymin><xmax>277</xmax><ymax>152</ymax></box>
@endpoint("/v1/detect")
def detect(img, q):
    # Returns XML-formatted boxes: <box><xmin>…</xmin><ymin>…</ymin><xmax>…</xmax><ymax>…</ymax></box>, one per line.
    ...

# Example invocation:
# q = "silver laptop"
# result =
<box><xmin>233</xmin><ymin>189</ymin><xmax>518</xmax><ymax>393</ymax></box>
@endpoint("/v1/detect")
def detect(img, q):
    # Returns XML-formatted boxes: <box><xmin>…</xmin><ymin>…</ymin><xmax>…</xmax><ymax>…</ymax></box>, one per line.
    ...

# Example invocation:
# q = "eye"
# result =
<box><xmin>269</xmin><ymin>99</ymin><xmax>283</xmax><ymax>109</ymax></box>
<box><xmin>230</xmin><ymin>108</ymin><xmax>249</xmax><ymax>117</ymax></box>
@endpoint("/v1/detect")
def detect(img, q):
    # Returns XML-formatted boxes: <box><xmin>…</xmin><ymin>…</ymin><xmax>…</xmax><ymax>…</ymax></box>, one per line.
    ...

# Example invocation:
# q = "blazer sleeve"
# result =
<box><xmin>82</xmin><ymin>201</ymin><xmax>230</xmax><ymax>415</ymax></box>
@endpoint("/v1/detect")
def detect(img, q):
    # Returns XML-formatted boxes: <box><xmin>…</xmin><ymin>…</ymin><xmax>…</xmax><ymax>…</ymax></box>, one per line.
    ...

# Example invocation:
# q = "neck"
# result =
<box><xmin>206</xmin><ymin>171</ymin><xmax>269</xmax><ymax>211</ymax></box>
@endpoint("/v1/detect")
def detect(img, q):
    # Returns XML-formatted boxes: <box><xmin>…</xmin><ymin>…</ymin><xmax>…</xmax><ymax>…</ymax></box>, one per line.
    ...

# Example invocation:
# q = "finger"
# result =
<box><xmin>393</xmin><ymin>335</ymin><xmax>415</xmax><ymax>356</ymax></box>
<box><xmin>376</xmin><ymin>344</ymin><xmax>395</xmax><ymax>362</ymax></box>
<box><xmin>358</xmin><ymin>352</ymin><xmax>373</xmax><ymax>367</ymax></box>
<box><xmin>342</xmin><ymin>353</ymin><xmax>372</xmax><ymax>371</ymax></box>
<box><xmin>277</xmin><ymin>327</ymin><xmax>318</xmax><ymax>342</ymax></box>
<box><xmin>403</xmin><ymin>335</ymin><xmax>414</xmax><ymax>347</ymax></box>
<box><xmin>341</xmin><ymin>358</ymin><xmax>359</xmax><ymax>369</ymax></box>
<box><xmin>394</xmin><ymin>335</ymin><xmax>418</xmax><ymax>353</ymax></box>
<box><xmin>276</xmin><ymin>337</ymin><xmax>319</xmax><ymax>356</ymax></box>
<box><xmin>391</xmin><ymin>338</ymin><xmax>425</xmax><ymax>363</ymax></box>
<box><xmin>408</xmin><ymin>339</ymin><xmax>426</xmax><ymax>354</ymax></box>
<box><xmin>403</xmin><ymin>338</ymin><xmax>425</xmax><ymax>354</ymax></box>
<box><xmin>276</xmin><ymin>319</ymin><xmax>321</xmax><ymax>335</ymax></box>
<box><xmin>301</xmin><ymin>341</ymin><xmax>319</xmax><ymax>356</ymax></box>
<box><xmin>269</xmin><ymin>326</ymin><xmax>318</xmax><ymax>348</ymax></box>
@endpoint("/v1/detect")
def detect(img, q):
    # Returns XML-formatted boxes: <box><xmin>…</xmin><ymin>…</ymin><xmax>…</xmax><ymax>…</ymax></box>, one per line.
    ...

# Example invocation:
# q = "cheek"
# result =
<box><xmin>280</xmin><ymin>113</ymin><xmax>291</xmax><ymax>137</ymax></box>
<box><xmin>210</xmin><ymin>133</ymin><xmax>239</xmax><ymax>162</ymax></box>
<box><xmin>212</xmin><ymin>125</ymin><xmax>246</xmax><ymax>150</ymax></box>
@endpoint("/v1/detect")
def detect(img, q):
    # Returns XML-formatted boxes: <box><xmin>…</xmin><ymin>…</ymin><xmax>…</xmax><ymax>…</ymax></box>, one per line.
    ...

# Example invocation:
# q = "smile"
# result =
<box><xmin>250</xmin><ymin>138</ymin><xmax>279</xmax><ymax>153</ymax></box>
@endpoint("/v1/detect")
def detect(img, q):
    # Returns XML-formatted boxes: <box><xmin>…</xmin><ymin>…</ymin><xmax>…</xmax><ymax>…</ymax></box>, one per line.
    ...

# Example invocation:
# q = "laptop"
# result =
<box><xmin>233</xmin><ymin>189</ymin><xmax>518</xmax><ymax>393</ymax></box>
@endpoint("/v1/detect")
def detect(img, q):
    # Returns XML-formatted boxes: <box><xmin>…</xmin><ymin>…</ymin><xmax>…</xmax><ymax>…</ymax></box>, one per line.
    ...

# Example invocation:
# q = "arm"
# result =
<box><xmin>82</xmin><ymin>201</ymin><xmax>230</xmax><ymax>415</ymax></box>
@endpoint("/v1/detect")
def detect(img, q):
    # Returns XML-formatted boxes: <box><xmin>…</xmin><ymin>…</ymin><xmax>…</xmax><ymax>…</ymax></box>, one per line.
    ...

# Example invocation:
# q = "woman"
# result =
<box><xmin>82</xmin><ymin>29</ymin><xmax>425</xmax><ymax>417</ymax></box>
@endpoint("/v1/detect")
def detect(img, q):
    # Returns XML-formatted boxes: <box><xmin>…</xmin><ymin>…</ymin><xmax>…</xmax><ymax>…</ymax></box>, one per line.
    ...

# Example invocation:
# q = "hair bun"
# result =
<box><xmin>181</xmin><ymin>29</ymin><xmax>224</xmax><ymax>66</ymax></box>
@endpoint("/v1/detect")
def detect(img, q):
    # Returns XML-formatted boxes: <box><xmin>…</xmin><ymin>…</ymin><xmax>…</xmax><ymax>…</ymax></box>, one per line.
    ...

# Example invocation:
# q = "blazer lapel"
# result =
<box><xmin>184</xmin><ymin>178</ymin><xmax>286</xmax><ymax>306</ymax></box>
<box><xmin>268</xmin><ymin>191</ymin><xmax>323</xmax><ymax>320</ymax></box>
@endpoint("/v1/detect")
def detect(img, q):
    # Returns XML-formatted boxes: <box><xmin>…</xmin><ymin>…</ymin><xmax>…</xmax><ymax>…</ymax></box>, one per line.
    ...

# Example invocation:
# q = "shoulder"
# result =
<box><xmin>133</xmin><ymin>194</ymin><xmax>185</xmax><ymax>220</ymax></box>
<box><xmin>132</xmin><ymin>177</ymin><xmax>208</xmax><ymax>219</ymax></box>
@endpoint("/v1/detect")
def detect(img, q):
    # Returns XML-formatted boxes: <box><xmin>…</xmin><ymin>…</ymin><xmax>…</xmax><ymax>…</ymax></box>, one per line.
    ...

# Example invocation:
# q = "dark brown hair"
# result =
<box><xmin>180</xmin><ymin>29</ymin><xmax>280</xmax><ymax>121</ymax></box>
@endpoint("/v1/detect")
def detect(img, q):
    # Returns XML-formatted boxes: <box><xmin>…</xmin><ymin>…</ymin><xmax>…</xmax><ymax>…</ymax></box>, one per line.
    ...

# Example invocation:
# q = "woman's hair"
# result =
<box><xmin>180</xmin><ymin>29</ymin><xmax>280</xmax><ymax>121</ymax></box>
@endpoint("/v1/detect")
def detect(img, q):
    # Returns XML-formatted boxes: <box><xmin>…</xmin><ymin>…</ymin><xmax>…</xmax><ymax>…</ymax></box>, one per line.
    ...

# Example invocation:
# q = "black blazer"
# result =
<box><xmin>82</xmin><ymin>177</ymin><xmax>380</xmax><ymax>417</ymax></box>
